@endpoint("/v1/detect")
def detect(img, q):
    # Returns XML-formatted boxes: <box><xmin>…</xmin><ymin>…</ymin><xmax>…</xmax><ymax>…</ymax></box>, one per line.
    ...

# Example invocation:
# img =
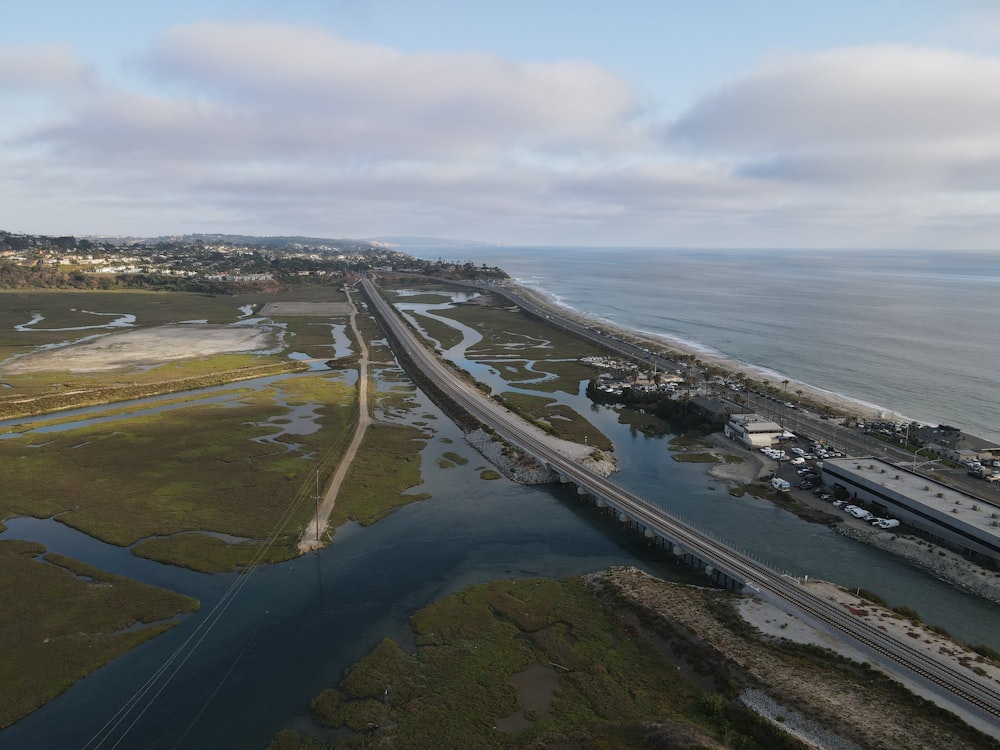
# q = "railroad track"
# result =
<box><xmin>361</xmin><ymin>277</ymin><xmax>1000</xmax><ymax>722</ymax></box>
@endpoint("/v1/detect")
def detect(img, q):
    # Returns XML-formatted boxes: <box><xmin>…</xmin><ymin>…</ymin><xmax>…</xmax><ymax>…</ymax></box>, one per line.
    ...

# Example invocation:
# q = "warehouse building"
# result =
<box><xmin>821</xmin><ymin>457</ymin><xmax>1000</xmax><ymax>565</ymax></box>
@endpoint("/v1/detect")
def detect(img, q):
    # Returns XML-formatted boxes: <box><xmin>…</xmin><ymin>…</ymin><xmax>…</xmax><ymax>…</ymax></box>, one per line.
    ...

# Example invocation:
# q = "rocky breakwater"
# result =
<box><xmin>465</xmin><ymin>427</ymin><xmax>616</xmax><ymax>485</ymax></box>
<box><xmin>837</xmin><ymin>526</ymin><xmax>1000</xmax><ymax>604</ymax></box>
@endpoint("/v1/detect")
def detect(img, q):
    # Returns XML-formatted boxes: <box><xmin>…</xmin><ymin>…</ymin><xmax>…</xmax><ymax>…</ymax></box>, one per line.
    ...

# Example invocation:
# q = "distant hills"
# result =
<box><xmin>368</xmin><ymin>236</ymin><xmax>496</xmax><ymax>248</ymax></box>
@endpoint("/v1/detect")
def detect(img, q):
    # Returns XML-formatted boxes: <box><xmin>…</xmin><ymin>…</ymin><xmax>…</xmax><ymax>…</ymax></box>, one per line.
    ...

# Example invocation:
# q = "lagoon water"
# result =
<box><xmin>427</xmin><ymin>246</ymin><xmax>1000</xmax><ymax>444</ymax></box>
<box><xmin>3</xmin><ymin>275</ymin><xmax>1000</xmax><ymax>748</ymax></box>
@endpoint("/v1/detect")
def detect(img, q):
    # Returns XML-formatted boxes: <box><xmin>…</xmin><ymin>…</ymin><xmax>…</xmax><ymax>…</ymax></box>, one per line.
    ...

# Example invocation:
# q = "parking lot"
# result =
<box><xmin>763</xmin><ymin>439</ymin><xmax>901</xmax><ymax>531</ymax></box>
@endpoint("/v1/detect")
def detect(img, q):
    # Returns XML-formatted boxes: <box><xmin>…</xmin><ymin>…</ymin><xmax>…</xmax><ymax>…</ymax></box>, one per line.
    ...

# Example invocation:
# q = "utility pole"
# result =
<box><xmin>314</xmin><ymin>469</ymin><xmax>320</xmax><ymax>544</ymax></box>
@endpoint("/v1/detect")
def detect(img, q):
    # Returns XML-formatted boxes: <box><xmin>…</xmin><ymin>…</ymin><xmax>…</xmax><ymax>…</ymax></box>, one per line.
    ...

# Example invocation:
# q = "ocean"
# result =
<box><xmin>3</xmin><ymin>259</ymin><xmax>1000</xmax><ymax>747</ymax></box>
<box><xmin>421</xmin><ymin>246</ymin><xmax>1000</xmax><ymax>445</ymax></box>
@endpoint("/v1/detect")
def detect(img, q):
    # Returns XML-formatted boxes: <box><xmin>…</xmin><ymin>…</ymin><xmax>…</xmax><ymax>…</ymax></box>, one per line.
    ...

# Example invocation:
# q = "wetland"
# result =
<box><xmin>1</xmin><ymin>279</ymin><xmax>999</xmax><ymax>749</ymax></box>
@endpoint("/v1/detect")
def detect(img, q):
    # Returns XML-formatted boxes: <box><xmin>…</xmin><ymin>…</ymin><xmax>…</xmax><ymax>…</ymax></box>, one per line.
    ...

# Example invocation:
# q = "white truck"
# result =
<box><xmin>845</xmin><ymin>505</ymin><xmax>874</xmax><ymax>521</ymax></box>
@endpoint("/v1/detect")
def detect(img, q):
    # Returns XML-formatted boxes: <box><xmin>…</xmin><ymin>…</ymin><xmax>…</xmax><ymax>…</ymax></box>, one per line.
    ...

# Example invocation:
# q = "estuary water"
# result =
<box><xmin>3</xmin><ymin>280</ymin><xmax>1000</xmax><ymax>748</ymax></box>
<box><xmin>0</xmin><ymin>376</ymin><xmax>670</xmax><ymax>749</ymax></box>
<box><xmin>424</xmin><ymin>246</ymin><xmax>1000</xmax><ymax>444</ymax></box>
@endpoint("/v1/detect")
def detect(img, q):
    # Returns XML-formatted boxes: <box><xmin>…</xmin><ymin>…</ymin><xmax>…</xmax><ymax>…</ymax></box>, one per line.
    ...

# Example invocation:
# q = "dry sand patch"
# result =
<box><xmin>258</xmin><ymin>302</ymin><xmax>351</xmax><ymax>317</ymax></box>
<box><xmin>1</xmin><ymin>324</ymin><xmax>282</xmax><ymax>373</ymax></box>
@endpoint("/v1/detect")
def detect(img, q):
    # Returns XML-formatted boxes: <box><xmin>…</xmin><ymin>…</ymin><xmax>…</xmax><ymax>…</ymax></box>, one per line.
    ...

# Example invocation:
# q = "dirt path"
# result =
<box><xmin>298</xmin><ymin>287</ymin><xmax>372</xmax><ymax>552</ymax></box>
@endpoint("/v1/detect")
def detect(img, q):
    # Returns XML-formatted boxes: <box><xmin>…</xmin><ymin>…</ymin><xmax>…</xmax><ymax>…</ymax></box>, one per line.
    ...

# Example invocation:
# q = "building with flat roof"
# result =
<box><xmin>689</xmin><ymin>397</ymin><xmax>746</xmax><ymax>425</ymax></box>
<box><xmin>724</xmin><ymin>414</ymin><xmax>784</xmax><ymax>449</ymax></box>
<box><xmin>821</xmin><ymin>457</ymin><xmax>1000</xmax><ymax>565</ymax></box>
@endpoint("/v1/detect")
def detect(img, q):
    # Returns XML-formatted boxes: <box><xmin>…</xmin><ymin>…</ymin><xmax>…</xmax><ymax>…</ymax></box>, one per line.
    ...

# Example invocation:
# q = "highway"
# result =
<box><xmin>360</xmin><ymin>277</ymin><xmax>1000</xmax><ymax>725</ymax></box>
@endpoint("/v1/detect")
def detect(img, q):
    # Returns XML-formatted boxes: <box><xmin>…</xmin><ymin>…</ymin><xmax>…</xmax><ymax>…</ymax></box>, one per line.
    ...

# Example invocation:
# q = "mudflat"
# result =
<box><xmin>1</xmin><ymin>323</ymin><xmax>281</xmax><ymax>373</ymax></box>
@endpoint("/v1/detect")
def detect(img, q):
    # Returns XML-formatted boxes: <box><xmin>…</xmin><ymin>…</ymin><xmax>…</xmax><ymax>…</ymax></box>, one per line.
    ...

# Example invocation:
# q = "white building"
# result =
<box><xmin>724</xmin><ymin>414</ymin><xmax>784</xmax><ymax>449</ymax></box>
<box><xmin>822</xmin><ymin>457</ymin><xmax>1000</xmax><ymax>565</ymax></box>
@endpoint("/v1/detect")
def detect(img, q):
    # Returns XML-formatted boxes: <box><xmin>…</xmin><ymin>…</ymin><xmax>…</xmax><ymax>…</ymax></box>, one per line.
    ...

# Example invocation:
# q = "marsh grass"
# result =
<box><xmin>299</xmin><ymin>578</ymin><xmax>799</xmax><ymax>750</ymax></box>
<box><xmin>435</xmin><ymin>304</ymin><xmax>594</xmax><ymax>360</ymax></box>
<box><xmin>385</xmin><ymin>291</ymin><xmax>453</xmax><ymax>304</ymax></box>
<box><xmin>668</xmin><ymin>434</ymin><xmax>710</xmax><ymax>449</ymax></box>
<box><xmin>508</xmin><ymin>358</ymin><xmax>594</xmax><ymax>394</ymax></box>
<box><xmin>0</xmin><ymin>539</ymin><xmax>198</xmax><ymax>728</ymax></box>
<box><xmin>672</xmin><ymin>452</ymin><xmax>718</xmax><ymax>463</ymax></box>
<box><xmin>0</xmin><ymin>358</ymin><xmax>308</xmax><ymax>420</ymax></box>
<box><xmin>498</xmin><ymin>391</ymin><xmax>613</xmax><ymax>451</ymax></box>
<box><xmin>329</xmin><ymin>423</ymin><xmax>431</xmax><ymax>529</ymax></box>
<box><xmin>406</xmin><ymin>312</ymin><xmax>465</xmax><ymax>351</ymax></box>
<box><xmin>131</xmin><ymin>532</ymin><xmax>297</xmax><ymax>572</ymax></box>
<box><xmin>0</xmin><ymin>375</ymin><xmax>356</xmax><ymax>554</ymax></box>
<box><xmin>280</xmin><ymin>318</ymin><xmax>344</xmax><ymax>358</ymax></box>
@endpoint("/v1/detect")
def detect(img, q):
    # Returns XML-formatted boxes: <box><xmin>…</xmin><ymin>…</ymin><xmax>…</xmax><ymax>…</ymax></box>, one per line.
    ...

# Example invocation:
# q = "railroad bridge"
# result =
<box><xmin>359</xmin><ymin>275</ymin><xmax>1000</xmax><ymax>725</ymax></box>
<box><xmin>549</xmin><ymin>466</ymin><xmax>749</xmax><ymax>591</ymax></box>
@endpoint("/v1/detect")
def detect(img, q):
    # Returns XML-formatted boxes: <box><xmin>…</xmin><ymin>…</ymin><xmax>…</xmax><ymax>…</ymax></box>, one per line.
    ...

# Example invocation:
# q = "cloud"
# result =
<box><xmin>0</xmin><ymin>44</ymin><xmax>94</xmax><ymax>92</ymax></box>
<box><xmin>146</xmin><ymin>22</ymin><xmax>634</xmax><ymax>127</ymax></box>
<box><xmin>668</xmin><ymin>44</ymin><xmax>1000</xmax><ymax>190</ymax></box>
<box><xmin>7</xmin><ymin>29</ymin><xmax>1000</xmax><ymax>248</ymax></box>
<box><xmin>60</xmin><ymin>21</ymin><xmax>638</xmax><ymax>162</ymax></box>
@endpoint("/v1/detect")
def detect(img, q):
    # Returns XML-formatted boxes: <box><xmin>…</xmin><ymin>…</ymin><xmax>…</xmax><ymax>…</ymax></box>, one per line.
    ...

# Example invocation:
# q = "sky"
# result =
<box><xmin>4</xmin><ymin>1</ymin><xmax>1000</xmax><ymax>248</ymax></box>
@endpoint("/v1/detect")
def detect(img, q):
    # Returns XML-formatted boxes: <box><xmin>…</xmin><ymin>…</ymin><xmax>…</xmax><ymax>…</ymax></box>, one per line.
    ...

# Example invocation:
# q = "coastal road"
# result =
<box><xmin>361</xmin><ymin>276</ymin><xmax>1000</xmax><ymax>728</ymax></box>
<box><xmin>753</xmin><ymin>397</ymin><xmax>1000</xmax><ymax>501</ymax></box>
<box><xmin>461</xmin><ymin>272</ymin><xmax>999</xmax><ymax>504</ymax></box>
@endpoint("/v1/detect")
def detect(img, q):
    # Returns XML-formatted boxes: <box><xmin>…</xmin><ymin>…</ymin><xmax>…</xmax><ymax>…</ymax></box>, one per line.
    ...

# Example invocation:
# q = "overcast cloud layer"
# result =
<box><xmin>3</xmin><ymin>21</ymin><xmax>1000</xmax><ymax>247</ymax></box>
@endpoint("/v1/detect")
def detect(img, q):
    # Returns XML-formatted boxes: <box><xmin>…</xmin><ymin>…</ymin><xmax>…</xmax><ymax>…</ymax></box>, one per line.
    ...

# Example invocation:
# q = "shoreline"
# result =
<box><xmin>505</xmin><ymin>279</ymin><xmax>921</xmax><ymax>426</ymax></box>
<box><xmin>491</xmin><ymin>283</ymin><xmax>1000</xmax><ymax>604</ymax></box>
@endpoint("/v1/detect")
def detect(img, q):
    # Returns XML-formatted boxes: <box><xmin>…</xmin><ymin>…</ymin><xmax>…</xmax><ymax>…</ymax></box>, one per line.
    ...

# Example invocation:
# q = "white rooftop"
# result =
<box><xmin>823</xmin><ymin>457</ymin><xmax>1000</xmax><ymax>540</ymax></box>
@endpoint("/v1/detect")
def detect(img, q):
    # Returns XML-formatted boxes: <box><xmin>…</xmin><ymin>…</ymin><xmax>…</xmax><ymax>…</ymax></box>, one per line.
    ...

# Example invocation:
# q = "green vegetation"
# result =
<box><xmin>406</xmin><ymin>311</ymin><xmax>466</xmax><ymax>351</ymax></box>
<box><xmin>892</xmin><ymin>605</ymin><xmax>922</xmax><ymax>623</ymax></box>
<box><xmin>668</xmin><ymin>434</ymin><xmax>710</xmax><ymax>450</ymax></box>
<box><xmin>0</xmin><ymin>374</ymin><xmax>356</xmax><ymax>564</ymax></box>
<box><xmin>505</xmin><ymin>358</ymin><xmax>595</xmax><ymax>394</ymax></box>
<box><xmin>616</xmin><ymin>407</ymin><xmax>672</xmax><ymax>436</ymax></box>
<box><xmin>855</xmin><ymin>589</ymin><xmax>889</xmax><ymax>607</ymax></box>
<box><xmin>480</xmin><ymin>470</ymin><xmax>501</xmax><ymax>480</ymax></box>
<box><xmin>672</xmin><ymin>452</ymin><xmax>718</xmax><ymax>463</ymax></box>
<box><xmin>497</xmin><ymin>391</ymin><xmax>613</xmax><ymax>451</ymax></box>
<box><xmin>438</xmin><ymin>304</ymin><xmax>595</xmax><ymax>360</ymax></box>
<box><xmin>281</xmin><ymin>578</ymin><xmax>804</xmax><ymax>749</ymax></box>
<box><xmin>970</xmin><ymin>644</ymin><xmax>1000</xmax><ymax>663</ymax></box>
<box><xmin>590</xmin><ymin>384</ymin><xmax>716</xmax><ymax>437</ymax></box>
<box><xmin>0</xmin><ymin>539</ymin><xmax>198</xmax><ymax>728</ymax></box>
<box><xmin>437</xmin><ymin>450</ymin><xmax>469</xmax><ymax>470</ymax></box>
<box><xmin>0</xmin><ymin>359</ymin><xmax>309</xmax><ymax>420</ymax></box>
<box><xmin>430</xmin><ymin>302</ymin><xmax>601</xmax><ymax>395</ymax></box>
<box><xmin>279</xmin><ymin>318</ymin><xmax>348</xmax><ymax>360</ymax></box>
<box><xmin>385</xmin><ymin>291</ymin><xmax>453</xmax><ymax>304</ymax></box>
<box><xmin>131</xmin><ymin>533</ymin><xmax>296</xmax><ymax>573</ymax></box>
<box><xmin>0</xmin><ymin>290</ymin><xmax>250</xmax><ymax>342</ymax></box>
<box><xmin>329</xmin><ymin>424</ymin><xmax>430</xmax><ymax>529</ymax></box>
<box><xmin>729</xmin><ymin>481</ymin><xmax>841</xmax><ymax>525</ymax></box>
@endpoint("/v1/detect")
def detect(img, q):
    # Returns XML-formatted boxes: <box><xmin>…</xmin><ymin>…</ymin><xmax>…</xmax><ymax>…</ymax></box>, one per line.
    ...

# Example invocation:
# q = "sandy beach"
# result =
<box><xmin>508</xmin><ymin>281</ymin><xmax>903</xmax><ymax>423</ymax></box>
